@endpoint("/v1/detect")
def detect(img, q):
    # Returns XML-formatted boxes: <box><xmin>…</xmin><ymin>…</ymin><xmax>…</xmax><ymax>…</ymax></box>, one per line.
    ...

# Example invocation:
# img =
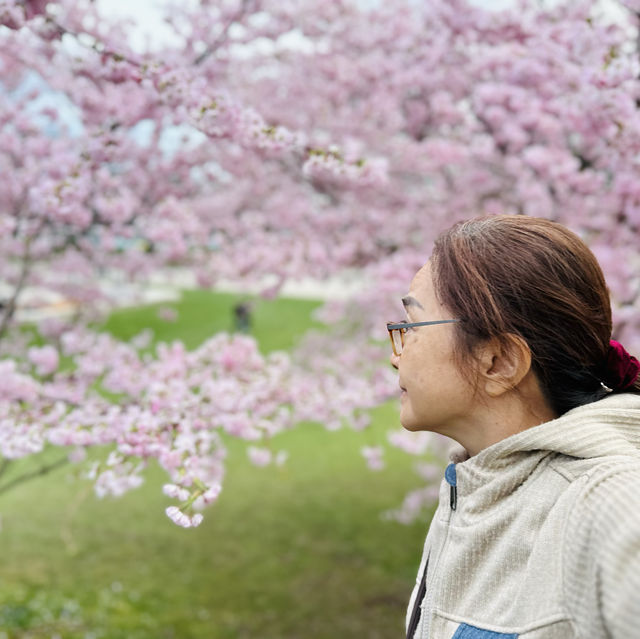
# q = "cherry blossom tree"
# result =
<box><xmin>1</xmin><ymin>0</ymin><xmax>639</xmax><ymax>526</ymax></box>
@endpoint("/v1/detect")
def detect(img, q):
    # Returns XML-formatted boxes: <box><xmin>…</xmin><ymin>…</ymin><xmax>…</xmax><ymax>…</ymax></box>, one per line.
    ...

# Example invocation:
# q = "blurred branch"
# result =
<box><xmin>0</xmin><ymin>455</ymin><xmax>69</xmax><ymax>497</ymax></box>
<box><xmin>0</xmin><ymin>233</ymin><xmax>35</xmax><ymax>342</ymax></box>
<box><xmin>194</xmin><ymin>0</ymin><xmax>257</xmax><ymax>66</ymax></box>
<box><xmin>0</xmin><ymin>458</ymin><xmax>11</xmax><ymax>481</ymax></box>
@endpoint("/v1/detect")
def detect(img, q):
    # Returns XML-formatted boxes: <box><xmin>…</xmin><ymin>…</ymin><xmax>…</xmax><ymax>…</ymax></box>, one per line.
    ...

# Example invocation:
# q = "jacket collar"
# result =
<box><xmin>447</xmin><ymin>393</ymin><xmax>640</xmax><ymax>516</ymax></box>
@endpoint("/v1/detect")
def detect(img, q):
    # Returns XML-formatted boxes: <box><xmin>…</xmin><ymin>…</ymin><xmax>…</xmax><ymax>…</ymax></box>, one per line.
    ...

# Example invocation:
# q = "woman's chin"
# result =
<box><xmin>399</xmin><ymin>406</ymin><xmax>435</xmax><ymax>433</ymax></box>
<box><xmin>399</xmin><ymin>410</ymin><xmax>421</xmax><ymax>432</ymax></box>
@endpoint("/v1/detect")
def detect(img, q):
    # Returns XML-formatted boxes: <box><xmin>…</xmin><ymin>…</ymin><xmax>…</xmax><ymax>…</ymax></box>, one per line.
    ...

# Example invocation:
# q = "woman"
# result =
<box><xmin>388</xmin><ymin>215</ymin><xmax>640</xmax><ymax>639</ymax></box>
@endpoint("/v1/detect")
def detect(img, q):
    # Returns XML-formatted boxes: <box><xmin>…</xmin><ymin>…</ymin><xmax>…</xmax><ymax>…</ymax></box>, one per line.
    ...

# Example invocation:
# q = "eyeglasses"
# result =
<box><xmin>386</xmin><ymin>319</ymin><xmax>461</xmax><ymax>356</ymax></box>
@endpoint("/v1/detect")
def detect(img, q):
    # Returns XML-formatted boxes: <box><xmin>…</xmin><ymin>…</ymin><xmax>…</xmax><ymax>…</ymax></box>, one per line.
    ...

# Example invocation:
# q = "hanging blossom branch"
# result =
<box><xmin>2</xmin><ymin>332</ymin><xmax>292</xmax><ymax>526</ymax></box>
<box><xmin>2</xmin><ymin>0</ymin><xmax>389</xmax><ymax>187</ymax></box>
<box><xmin>2</xmin><ymin>328</ymin><xmax>398</xmax><ymax>527</ymax></box>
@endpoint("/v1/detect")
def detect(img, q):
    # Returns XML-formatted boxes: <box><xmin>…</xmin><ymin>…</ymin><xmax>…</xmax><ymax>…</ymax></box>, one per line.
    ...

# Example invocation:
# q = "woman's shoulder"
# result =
<box><xmin>548</xmin><ymin>452</ymin><xmax>640</xmax><ymax>486</ymax></box>
<box><xmin>560</xmin><ymin>458</ymin><xmax>640</xmax><ymax>636</ymax></box>
<box><xmin>559</xmin><ymin>454</ymin><xmax>640</xmax><ymax>575</ymax></box>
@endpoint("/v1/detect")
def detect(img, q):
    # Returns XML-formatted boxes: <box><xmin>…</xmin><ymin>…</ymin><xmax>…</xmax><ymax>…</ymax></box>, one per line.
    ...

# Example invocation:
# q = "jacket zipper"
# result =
<box><xmin>446</xmin><ymin>462</ymin><xmax>458</xmax><ymax>511</ymax></box>
<box><xmin>415</xmin><ymin>463</ymin><xmax>458</xmax><ymax>638</ymax></box>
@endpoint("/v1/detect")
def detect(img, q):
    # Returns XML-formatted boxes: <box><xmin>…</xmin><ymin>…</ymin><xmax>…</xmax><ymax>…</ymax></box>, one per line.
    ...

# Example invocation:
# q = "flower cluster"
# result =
<box><xmin>2</xmin><ymin>330</ymin><xmax>298</xmax><ymax>524</ymax></box>
<box><xmin>2</xmin><ymin>0</ymin><xmax>640</xmax><ymax>527</ymax></box>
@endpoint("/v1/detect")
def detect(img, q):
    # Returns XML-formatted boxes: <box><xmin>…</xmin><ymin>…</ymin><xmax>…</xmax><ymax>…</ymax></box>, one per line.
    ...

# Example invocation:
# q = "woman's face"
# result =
<box><xmin>391</xmin><ymin>262</ymin><xmax>478</xmax><ymax>436</ymax></box>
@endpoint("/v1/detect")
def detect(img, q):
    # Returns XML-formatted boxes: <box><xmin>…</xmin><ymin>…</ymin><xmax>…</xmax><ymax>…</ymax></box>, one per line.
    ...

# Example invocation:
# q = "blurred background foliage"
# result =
<box><xmin>0</xmin><ymin>292</ymin><xmax>434</xmax><ymax>639</ymax></box>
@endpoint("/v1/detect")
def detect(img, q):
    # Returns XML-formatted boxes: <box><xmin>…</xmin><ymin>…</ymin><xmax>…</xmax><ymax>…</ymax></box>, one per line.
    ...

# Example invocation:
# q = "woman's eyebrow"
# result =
<box><xmin>402</xmin><ymin>296</ymin><xmax>424</xmax><ymax>310</ymax></box>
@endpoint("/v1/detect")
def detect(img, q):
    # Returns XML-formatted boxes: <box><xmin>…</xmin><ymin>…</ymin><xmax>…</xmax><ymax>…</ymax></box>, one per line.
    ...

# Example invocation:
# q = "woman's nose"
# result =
<box><xmin>390</xmin><ymin>352</ymin><xmax>400</xmax><ymax>369</ymax></box>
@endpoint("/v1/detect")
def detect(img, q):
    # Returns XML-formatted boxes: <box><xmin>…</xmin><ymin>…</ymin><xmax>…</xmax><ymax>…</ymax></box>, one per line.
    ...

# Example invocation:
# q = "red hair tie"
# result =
<box><xmin>601</xmin><ymin>340</ymin><xmax>640</xmax><ymax>393</ymax></box>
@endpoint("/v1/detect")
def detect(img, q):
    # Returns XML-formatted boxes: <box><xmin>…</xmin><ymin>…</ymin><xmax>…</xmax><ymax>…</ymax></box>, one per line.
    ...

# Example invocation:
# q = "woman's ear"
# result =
<box><xmin>475</xmin><ymin>334</ymin><xmax>532</xmax><ymax>398</ymax></box>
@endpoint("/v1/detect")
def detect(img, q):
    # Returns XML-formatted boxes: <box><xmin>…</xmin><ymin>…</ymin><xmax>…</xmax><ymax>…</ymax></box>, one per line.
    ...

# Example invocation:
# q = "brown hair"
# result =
<box><xmin>431</xmin><ymin>215</ymin><xmax>640</xmax><ymax>416</ymax></box>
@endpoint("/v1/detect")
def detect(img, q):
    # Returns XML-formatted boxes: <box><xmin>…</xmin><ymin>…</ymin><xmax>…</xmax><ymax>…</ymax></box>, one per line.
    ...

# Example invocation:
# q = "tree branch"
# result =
<box><xmin>0</xmin><ymin>458</ymin><xmax>11</xmax><ymax>481</ymax></box>
<box><xmin>194</xmin><ymin>0</ymin><xmax>257</xmax><ymax>66</ymax></box>
<box><xmin>0</xmin><ymin>232</ymin><xmax>35</xmax><ymax>342</ymax></box>
<box><xmin>0</xmin><ymin>455</ymin><xmax>69</xmax><ymax>497</ymax></box>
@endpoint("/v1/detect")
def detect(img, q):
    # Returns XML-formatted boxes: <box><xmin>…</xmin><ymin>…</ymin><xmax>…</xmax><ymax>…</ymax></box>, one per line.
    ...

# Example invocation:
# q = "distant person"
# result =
<box><xmin>232</xmin><ymin>301</ymin><xmax>252</xmax><ymax>333</ymax></box>
<box><xmin>387</xmin><ymin>215</ymin><xmax>640</xmax><ymax>639</ymax></box>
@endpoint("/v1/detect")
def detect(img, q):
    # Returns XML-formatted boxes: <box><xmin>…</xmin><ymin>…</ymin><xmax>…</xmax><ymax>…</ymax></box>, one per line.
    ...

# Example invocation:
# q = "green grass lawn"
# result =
<box><xmin>0</xmin><ymin>291</ymin><xmax>435</xmax><ymax>639</ymax></box>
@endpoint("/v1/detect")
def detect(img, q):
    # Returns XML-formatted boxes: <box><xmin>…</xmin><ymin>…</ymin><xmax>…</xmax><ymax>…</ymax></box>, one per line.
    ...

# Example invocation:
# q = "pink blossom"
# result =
<box><xmin>94</xmin><ymin>460</ymin><xmax>145</xmax><ymax>498</ymax></box>
<box><xmin>202</xmin><ymin>484</ymin><xmax>222</xmax><ymax>504</ymax></box>
<box><xmin>27</xmin><ymin>345</ymin><xmax>59</xmax><ymax>376</ymax></box>
<box><xmin>0</xmin><ymin>361</ymin><xmax>40</xmax><ymax>402</ymax></box>
<box><xmin>68</xmin><ymin>447</ymin><xmax>87</xmax><ymax>464</ymax></box>
<box><xmin>157</xmin><ymin>307</ymin><xmax>178</xmax><ymax>322</ymax></box>
<box><xmin>414</xmin><ymin>462</ymin><xmax>444</xmax><ymax>482</ymax></box>
<box><xmin>162</xmin><ymin>483</ymin><xmax>190</xmax><ymax>502</ymax></box>
<box><xmin>387</xmin><ymin>429</ymin><xmax>440</xmax><ymax>456</ymax></box>
<box><xmin>0</xmin><ymin>2</ymin><xmax>25</xmax><ymax>29</ymax></box>
<box><xmin>361</xmin><ymin>446</ymin><xmax>385</xmax><ymax>471</ymax></box>
<box><xmin>383</xmin><ymin>485</ymin><xmax>441</xmax><ymax>525</ymax></box>
<box><xmin>274</xmin><ymin>450</ymin><xmax>288</xmax><ymax>467</ymax></box>
<box><xmin>165</xmin><ymin>506</ymin><xmax>193</xmax><ymax>528</ymax></box>
<box><xmin>165</xmin><ymin>506</ymin><xmax>202</xmax><ymax>528</ymax></box>
<box><xmin>247</xmin><ymin>446</ymin><xmax>272</xmax><ymax>467</ymax></box>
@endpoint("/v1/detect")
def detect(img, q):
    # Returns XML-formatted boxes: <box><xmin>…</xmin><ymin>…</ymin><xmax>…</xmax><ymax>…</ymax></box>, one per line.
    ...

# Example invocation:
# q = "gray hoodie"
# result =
<box><xmin>407</xmin><ymin>393</ymin><xmax>640</xmax><ymax>639</ymax></box>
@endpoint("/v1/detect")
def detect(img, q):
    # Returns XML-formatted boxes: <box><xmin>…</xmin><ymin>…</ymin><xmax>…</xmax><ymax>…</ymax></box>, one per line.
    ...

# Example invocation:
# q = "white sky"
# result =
<box><xmin>95</xmin><ymin>0</ymin><xmax>520</xmax><ymax>51</ymax></box>
<box><xmin>95</xmin><ymin>0</ymin><xmax>182</xmax><ymax>51</ymax></box>
<box><xmin>96</xmin><ymin>0</ymin><xmax>628</xmax><ymax>52</ymax></box>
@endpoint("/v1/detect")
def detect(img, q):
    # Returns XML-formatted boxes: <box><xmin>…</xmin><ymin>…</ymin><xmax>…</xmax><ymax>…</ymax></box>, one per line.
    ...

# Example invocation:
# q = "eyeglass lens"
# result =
<box><xmin>391</xmin><ymin>329</ymin><xmax>403</xmax><ymax>355</ymax></box>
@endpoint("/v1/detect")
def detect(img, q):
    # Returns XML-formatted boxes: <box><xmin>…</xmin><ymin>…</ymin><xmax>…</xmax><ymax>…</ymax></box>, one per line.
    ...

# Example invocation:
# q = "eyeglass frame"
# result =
<box><xmin>386</xmin><ymin>319</ymin><xmax>461</xmax><ymax>356</ymax></box>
